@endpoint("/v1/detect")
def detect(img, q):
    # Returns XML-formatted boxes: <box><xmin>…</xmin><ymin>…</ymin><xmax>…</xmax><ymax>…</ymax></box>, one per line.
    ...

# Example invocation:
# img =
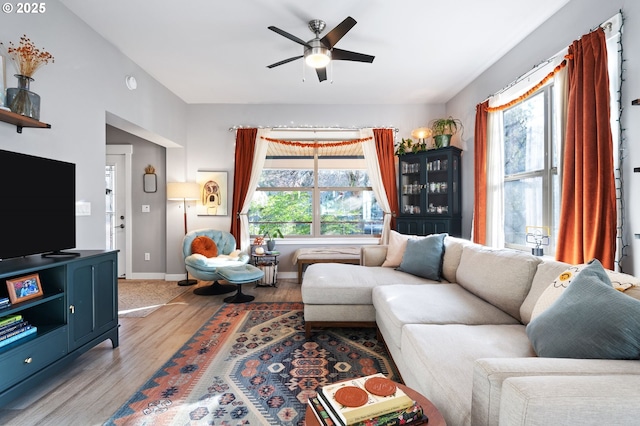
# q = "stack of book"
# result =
<box><xmin>0</xmin><ymin>297</ymin><xmax>9</xmax><ymax>309</ymax></box>
<box><xmin>0</xmin><ymin>314</ymin><xmax>37</xmax><ymax>348</ymax></box>
<box><xmin>308</xmin><ymin>373</ymin><xmax>427</xmax><ymax>426</ymax></box>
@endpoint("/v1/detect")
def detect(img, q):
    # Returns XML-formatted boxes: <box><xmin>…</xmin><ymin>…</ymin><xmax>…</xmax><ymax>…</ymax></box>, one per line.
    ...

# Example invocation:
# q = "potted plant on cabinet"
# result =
<box><xmin>430</xmin><ymin>117</ymin><xmax>463</xmax><ymax>148</ymax></box>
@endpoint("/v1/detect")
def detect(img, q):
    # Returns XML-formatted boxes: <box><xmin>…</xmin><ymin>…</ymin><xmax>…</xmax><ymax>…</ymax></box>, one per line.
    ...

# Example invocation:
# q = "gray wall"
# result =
<box><xmin>164</xmin><ymin>103</ymin><xmax>446</xmax><ymax>276</ymax></box>
<box><xmin>0</xmin><ymin>0</ymin><xmax>187</xmax><ymax>253</ymax></box>
<box><xmin>106</xmin><ymin>125</ymin><xmax>167</xmax><ymax>274</ymax></box>
<box><xmin>446</xmin><ymin>0</ymin><xmax>640</xmax><ymax>273</ymax></box>
<box><xmin>5</xmin><ymin>0</ymin><xmax>639</xmax><ymax>277</ymax></box>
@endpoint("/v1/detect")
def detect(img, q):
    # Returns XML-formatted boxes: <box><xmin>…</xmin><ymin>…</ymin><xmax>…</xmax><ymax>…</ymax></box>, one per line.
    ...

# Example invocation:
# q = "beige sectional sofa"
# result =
<box><xmin>301</xmin><ymin>235</ymin><xmax>640</xmax><ymax>426</ymax></box>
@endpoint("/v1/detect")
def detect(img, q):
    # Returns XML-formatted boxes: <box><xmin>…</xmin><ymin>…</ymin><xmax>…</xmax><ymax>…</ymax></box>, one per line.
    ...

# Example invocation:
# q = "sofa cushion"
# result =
<box><xmin>301</xmin><ymin>263</ymin><xmax>435</xmax><ymax>306</ymax></box>
<box><xmin>190</xmin><ymin>235</ymin><xmax>218</xmax><ymax>258</ymax></box>
<box><xmin>531</xmin><ymin>263</ymin><xmax>640</xmax><ymax>320</ymax></box>
<box><xmin>373</xmin><ymin>284</ymin><xmax>520</xmax><ymax>351</ymax></box>
<box><xmin>397</xmin><ymin>233</ymin><xmax>446</xmax><ymax>280</ymax></box>
<box><xmin>442</xmin><ymin>236</ymin><xmax>473</xmax><ymax>283</ymax></box>
<box><xmin>456</xmin><ymin>245</ymin><xmax>541</xmax><ymax>321</ymax></box>
<box><xmin>381</xmin><ymin>230</ymin><xmax>414</xmax><ymax>267</ymax></box>
<box><xmin>526</xmin><ymin>259</ymin><xmax>640</xmax><ymax>359</ymax></box>
<box><xmin>400</xmin><ymin>324</ymin><xmax>534</xmax><ymax>426</ymax></box>
<box><xmin>520</xmin><ymin>259</ymin><xmax>571</xmax><ymax>324</ymax></box>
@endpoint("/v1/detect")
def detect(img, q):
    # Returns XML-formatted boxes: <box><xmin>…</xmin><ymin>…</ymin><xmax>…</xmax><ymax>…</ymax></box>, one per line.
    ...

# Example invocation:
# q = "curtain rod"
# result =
<box><xmin>484</xmin><ymin>12</ymin><xmax>620</xmax><ymax>103</ymax></box>
<box><xmin>228</xmin><ymin>125</ymin><xmax>398</xmax><ymax>132</ymax></box>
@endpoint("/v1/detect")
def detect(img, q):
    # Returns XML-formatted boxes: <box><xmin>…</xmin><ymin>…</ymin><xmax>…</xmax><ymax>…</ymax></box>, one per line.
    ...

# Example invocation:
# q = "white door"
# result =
<box><xmin>106</xmin><ymin>154</ymin><xmax>127</xmax><ymax>278</ymax></box>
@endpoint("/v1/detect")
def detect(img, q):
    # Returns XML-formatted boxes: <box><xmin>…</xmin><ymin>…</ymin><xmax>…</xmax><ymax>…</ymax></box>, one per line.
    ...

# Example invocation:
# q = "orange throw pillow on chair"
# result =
<box><xmin>191</xmin><ymin>236</ymin><xmax>218</xmax><ymax>258</ymax></box>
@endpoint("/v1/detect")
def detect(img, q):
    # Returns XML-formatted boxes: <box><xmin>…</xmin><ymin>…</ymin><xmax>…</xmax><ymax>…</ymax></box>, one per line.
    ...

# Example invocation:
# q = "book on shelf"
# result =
<box><xmin>0</xmin><ymin>319</ymin><xmax>28</xmax><ymax>337</ymax></box>
<box><xmin>0</xmin><ymin>325</ymin><xmax>36</xmax><ymax>348</ymax></box>
<box><xmin>0</xmin><ymin>297</ymin><xmax>10</xmax><ymax>306</ymax></box>
<box><xmin>0</xmin><ymin>322</ymin><xmax>32</xmax><ymax>341</ymax></box>
<box><xmin>318</xmin><ymin>374</ymin><xmax>414</xmax><ymax>425</ymax></box>
<box><xmin>0</xmin><ymin>314</ymin><xmax>22</xmax><ymax>327</ymax></box>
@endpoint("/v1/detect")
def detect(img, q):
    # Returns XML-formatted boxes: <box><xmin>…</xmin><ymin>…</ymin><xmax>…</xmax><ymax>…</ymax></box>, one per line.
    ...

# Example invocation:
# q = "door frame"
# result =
<box><xmin>106</xmin><ymin>145</ymin><xmax>133</xmax><ymax>279</ymax></box>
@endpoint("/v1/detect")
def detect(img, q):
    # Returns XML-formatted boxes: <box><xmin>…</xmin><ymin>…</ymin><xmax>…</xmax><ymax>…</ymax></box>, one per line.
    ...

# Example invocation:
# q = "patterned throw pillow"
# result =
<box><xmin>526</xmin><ymin>259</ymin><xmax>640</xmax><ymax>359</ymax></box>
<box><xmin>531</xmin><ymin>262</ymin><xmax>640</xmax><ymax>320</ymax></box>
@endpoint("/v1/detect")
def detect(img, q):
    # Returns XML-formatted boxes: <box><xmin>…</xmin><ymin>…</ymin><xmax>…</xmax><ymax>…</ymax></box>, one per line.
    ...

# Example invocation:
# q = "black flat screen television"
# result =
<box><xmin>0</xmin><ymin>149</ymin><xmax>76</xmax><ymax>260</ymax></box>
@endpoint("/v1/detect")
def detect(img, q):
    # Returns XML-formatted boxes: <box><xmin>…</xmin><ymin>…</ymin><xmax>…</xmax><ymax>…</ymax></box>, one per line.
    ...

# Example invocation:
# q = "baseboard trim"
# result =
<box><xmin>125</xmin><ymin>273</ymin><xmax>177</xmax><ymax>280</ymax></box>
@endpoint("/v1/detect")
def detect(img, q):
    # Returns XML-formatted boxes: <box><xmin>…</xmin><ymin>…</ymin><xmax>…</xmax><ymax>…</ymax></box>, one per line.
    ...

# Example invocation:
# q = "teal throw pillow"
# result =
<box><xmin>397</xmin><ymin>233</ymin><xmax>447</xmax><ymax>281</ymax></box>
<box><xmin>526</xmin><ymin>259</ymin><xmax>640</xmax><ymax>359</ymax></box>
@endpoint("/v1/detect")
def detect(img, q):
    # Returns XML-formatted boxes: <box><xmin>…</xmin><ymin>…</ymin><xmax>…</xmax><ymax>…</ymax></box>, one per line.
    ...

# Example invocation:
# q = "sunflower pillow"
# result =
<box><xmin>531</xmin><ymin>262</ymin><xmax>640</xmax><ymax>320</ymax></box>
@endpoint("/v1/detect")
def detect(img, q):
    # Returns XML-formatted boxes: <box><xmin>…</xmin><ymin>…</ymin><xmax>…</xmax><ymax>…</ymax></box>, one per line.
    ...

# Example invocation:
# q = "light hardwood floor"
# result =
<box><xmin>0</xmin><ymin>279</ymin><xmax>302</xmax><ymax>426</ymax></box>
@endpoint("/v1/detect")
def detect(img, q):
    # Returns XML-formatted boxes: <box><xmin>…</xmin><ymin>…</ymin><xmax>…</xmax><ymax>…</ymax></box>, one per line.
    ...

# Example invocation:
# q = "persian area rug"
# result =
<box><xmin>118</xmin><ymin>279</ymin><xmax>190</xmax><ymax>318</ymax></box>
<box><xmin>105</xmin><ymin>302</ymin><xmax>399</xmax><ymax>425</ymax></box>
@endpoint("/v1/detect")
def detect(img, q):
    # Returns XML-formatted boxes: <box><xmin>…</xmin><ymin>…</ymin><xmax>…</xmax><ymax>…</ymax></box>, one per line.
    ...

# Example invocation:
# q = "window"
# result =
<box><xmin>249</xmin><ymin>153</ymin><xmax>383</xmax><ymax>237</ymax></box>
<box><xmin>502</xmin><ymin>86</ymin><xmax>559</xmax><ymax>253</ymax></box>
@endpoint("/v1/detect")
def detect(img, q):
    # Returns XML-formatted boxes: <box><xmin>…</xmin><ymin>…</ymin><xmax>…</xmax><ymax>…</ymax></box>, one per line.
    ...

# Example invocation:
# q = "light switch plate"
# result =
<box><xmin>142</xmin><ymin>205</ymin><xmax>150</xmax><ymax>213</ymax></box>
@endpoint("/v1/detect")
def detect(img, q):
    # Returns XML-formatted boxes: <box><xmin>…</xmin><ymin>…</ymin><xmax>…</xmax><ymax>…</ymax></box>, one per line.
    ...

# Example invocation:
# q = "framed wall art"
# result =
<box><xmin>6</xmin><ymin>273</ymin><xmax>44</xmax><ymax>304</ymax></box>
<box><xmin>196</xmin><ymin>170</ymin><xmax>228</xmax><ymax>216</ymax></box>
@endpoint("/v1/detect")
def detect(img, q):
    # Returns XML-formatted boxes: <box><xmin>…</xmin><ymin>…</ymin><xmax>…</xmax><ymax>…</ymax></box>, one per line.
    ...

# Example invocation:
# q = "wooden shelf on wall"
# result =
<box><xmin>0</xmin><ymin>108</ymin><xmax>51</xmax><ymax>133</ymax></box>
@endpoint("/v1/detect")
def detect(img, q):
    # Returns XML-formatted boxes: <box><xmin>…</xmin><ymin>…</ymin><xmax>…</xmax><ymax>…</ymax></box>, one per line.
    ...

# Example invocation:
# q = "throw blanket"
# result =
<box><xmin>292</xmin><ymin>247</ymin><xmax>361</xmax><ymax>264</ymax></box>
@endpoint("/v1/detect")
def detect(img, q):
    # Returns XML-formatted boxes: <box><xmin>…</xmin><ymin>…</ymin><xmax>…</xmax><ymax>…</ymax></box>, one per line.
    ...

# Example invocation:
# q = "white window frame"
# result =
<box><xmin>250</xmin><ymin>153</ymin><xmax>382</xmax><ymax>238</ymax></box>
<box><xmin>502</xmin><ymin>85</ymin><xmax>558</xmax><ymax>254</ymax></box>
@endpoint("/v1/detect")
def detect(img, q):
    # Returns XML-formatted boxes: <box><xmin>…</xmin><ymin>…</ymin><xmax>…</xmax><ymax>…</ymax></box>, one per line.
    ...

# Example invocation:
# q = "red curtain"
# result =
<box><xmin>473</xmin><ymin>101</ymin><xmax>489</xmax><ymax>245</ymax></box>
<box><xmin>556</xmin><ymin>29</ymin><xmax>616</xmax><ymax>269</ymax></box>
<box><xmin>373</xmin><ymin>129</ymin><xmax>398</xmax><ymax>230</ymax></box>
<box><xmin>230</xmin><ymin>128</ymin><xmax>257</xmax><ymax>243</ymax></box>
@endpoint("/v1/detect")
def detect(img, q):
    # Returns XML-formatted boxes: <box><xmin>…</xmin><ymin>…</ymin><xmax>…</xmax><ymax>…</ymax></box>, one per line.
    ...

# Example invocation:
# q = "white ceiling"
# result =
<box><xmin>60</xmin><ymin>0</ymin><xmax>571</xmax><ymax>105</ymax></box>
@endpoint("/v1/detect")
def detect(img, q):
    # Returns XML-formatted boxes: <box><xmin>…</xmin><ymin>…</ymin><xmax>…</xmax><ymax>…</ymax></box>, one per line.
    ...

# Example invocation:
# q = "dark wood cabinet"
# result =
<box><xmin>0</xmin><ymin>251</ymin><xmax>118</xmax><ymax>407</ymax></box>
<box><xmin>396</xmin><ymin>146</ymin><xmax>462</xmax><ymax>236</ymax></box>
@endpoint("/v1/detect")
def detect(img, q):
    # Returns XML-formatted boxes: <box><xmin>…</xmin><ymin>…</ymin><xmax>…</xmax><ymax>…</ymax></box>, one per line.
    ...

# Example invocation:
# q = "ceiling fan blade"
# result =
<box><xmin>267</xmin><ymin>55</ymin><xmax>303</xmax><ymax>68</ymax></box>
<box><xmin>331</xmin><ymin>48</ymin><xmax>375</xmax><ymax>63</ymax></box>
<box><xmin>268</xmin><ymin>26</ymin><xmax>310</xmax><ymax>47</ymax></box>
<box><xmin>320</xmin><ymin>16</ymin><xmax>357</xmax><ymax>48</ymax></box>
<box><xmin>316</xmin><ymin>67</ymin><xmax>327</xmax><ymax>82</ymax></box>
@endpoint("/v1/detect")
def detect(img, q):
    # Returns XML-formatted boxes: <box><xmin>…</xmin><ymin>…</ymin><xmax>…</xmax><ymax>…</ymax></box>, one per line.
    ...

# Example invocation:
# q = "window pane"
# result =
<box><xmin>320</xmin><ymin>190</ymin><xmax>383</xmax><ymax>235</ymax></box>
<box><xmin>504</xmin><ymin>177</ymin><xmax>543</xmax><ymax>245</ymax></box>
<box><xmin>503</xmin><ymin>92</ymin><xmax>545</xmax><ymax>175</ymax></box>
<box><xmin>258</xmin><ymin>169</ymin><xmax>313</xmax><ymax>188</ymax></box>
<box><xmin>248</xmin><ymin>190</ymin><xmax>312</xmax><ymax>236</ymax></box>
<box><xmin>318</xmin><ymin>169</ymin><xmax>370</xmax><ymax>187</ymax></box>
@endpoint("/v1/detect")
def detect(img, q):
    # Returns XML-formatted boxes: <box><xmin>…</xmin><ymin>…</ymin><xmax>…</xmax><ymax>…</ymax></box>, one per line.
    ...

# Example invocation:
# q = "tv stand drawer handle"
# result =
<box><xmin>69</xmin><ymin>305</ymin><xmax>75</xmax><ymax>314</ymax></box>
<box><xmin>24</xmin><ymin>357</ymin><xmax>33</xmax><ymax>364</ymax></box>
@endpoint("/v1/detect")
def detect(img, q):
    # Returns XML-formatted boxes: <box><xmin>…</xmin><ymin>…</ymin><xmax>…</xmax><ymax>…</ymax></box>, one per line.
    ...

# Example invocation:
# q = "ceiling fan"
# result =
<box><xmin>267</xmin><ymin>16</ymin><xmax>375</xmax><ymax>82</ymax></box>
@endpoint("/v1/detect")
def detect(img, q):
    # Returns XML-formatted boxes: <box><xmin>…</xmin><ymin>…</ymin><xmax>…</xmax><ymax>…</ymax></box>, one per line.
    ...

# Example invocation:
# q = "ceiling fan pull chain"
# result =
<box><xmin>330</xmin><ymin>61</ymin><xmax>334</xmax><ymax>84</ymax></box>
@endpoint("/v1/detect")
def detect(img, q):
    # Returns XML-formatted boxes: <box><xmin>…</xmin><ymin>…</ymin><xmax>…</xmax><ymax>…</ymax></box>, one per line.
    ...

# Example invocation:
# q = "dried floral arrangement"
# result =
<box><xmin>1</xmin><ymin>35</ymin><xmax>54</xmax><ymax>78</ymax></box>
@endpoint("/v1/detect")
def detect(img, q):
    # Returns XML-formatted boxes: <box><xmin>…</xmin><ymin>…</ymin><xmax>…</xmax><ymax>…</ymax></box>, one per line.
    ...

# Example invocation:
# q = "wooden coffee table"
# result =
<box><xmin>305</xmin><ymin>381</ymin><xmax>446</xmax><ymax>425</ymax></box>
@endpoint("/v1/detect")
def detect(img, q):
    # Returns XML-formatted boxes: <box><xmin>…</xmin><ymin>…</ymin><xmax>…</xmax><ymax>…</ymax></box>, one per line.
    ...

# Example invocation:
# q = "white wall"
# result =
<box><xmin>0</xmin><ymin>0</ymin><xmax>187</xmax><ymax>252</ymax></box>
<box><xmin>446</xmin><ymin>0</ymin><xmax>640</xmax><ymax>273</ymax></box>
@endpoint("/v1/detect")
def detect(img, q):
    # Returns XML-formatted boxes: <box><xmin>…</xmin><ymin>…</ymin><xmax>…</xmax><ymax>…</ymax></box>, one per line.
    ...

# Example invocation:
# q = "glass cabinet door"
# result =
<box><xmin>425</xmin><ymin>152</ymin><xmax>453</xmax><ymax>216</ymax></box>
<box><xmin>399</xmin><ymin>156</ymin><xmax>423</xmax><ymax>216</ymax></box>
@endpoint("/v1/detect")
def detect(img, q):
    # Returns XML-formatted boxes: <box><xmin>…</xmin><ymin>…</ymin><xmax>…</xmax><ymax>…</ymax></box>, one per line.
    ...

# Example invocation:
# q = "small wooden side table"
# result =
<box><xmin>304</xmin><ymin>381</ymin><xmax>446</xmax><ymax>426</ymax></box>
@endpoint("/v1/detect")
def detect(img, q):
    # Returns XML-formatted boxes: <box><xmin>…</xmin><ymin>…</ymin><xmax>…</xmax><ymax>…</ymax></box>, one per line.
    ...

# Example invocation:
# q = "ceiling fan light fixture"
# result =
<box><xmin>305</xmin><ymin>46</ymin><xmax>331</xmax><ymax>68</ymax></box>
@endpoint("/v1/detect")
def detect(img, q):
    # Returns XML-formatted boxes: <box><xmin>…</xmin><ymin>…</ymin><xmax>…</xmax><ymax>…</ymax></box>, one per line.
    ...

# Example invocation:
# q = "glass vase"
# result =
<box><xmin>6</xmin><ymin>74</ymin><xmax>41</xmax><ymax>120</ymax></box>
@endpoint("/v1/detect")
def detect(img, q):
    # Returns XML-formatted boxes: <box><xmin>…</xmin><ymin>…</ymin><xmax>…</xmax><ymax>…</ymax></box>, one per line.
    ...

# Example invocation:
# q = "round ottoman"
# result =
<box><xmin>216</xmin><ymin>264</ymin><xmax>265</xmax><ymax>303</ymax></box>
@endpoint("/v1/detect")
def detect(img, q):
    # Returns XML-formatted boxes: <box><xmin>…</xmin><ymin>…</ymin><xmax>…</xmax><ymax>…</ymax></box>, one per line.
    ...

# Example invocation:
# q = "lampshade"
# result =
<box><xmin>305</xmin><ymin>46</ymin><xmax>331</xmax><ymax>68</ymax></box>
<box><xmin>167</xmin><ymin>182</ymin><xmax>200</xmax><ymax>201</ymax></box>
<box><xmin>411</xmin><ymin>127</ymin><xmax>433</xmax><ymax>139</ymax></box>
